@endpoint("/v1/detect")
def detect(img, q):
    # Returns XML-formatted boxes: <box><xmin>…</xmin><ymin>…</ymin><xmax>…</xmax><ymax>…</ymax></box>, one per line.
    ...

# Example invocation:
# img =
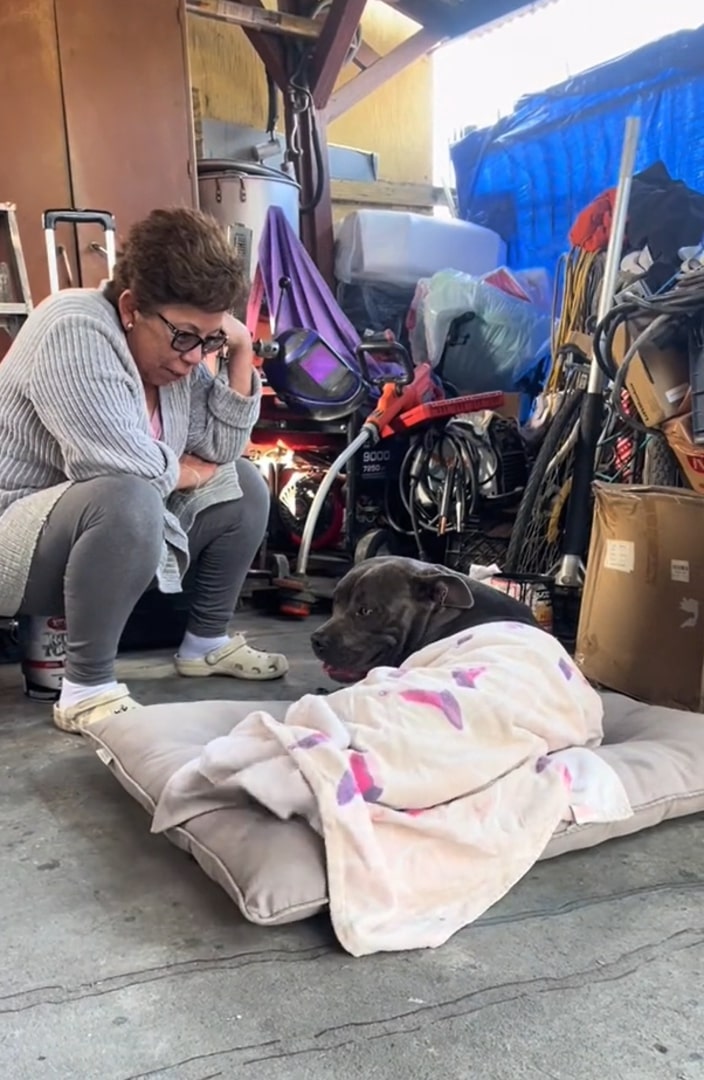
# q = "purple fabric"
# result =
<box><xmin>258</xmin><ymin>207</ymin><xmax>360</xmax><ymax>362</ymax></box>
<box><xmin>256</xmin><ymin>207</ymin><xmax>394</xmax><ymax>383</ymax></box>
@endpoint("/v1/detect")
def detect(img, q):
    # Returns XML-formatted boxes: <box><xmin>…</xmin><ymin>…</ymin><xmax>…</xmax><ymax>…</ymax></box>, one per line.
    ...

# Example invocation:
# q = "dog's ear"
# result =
<box><xmin>412</xmin><ymin>568</ymin><xmax>475</xmax><ymax>611</ymax></box>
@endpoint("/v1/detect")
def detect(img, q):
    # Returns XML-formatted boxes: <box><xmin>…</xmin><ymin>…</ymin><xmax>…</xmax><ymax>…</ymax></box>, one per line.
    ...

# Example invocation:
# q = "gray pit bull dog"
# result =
<box><xmin>311</xmin><ymin>555</ymin><xmax>539</xmax><ymax>683</ymax></box>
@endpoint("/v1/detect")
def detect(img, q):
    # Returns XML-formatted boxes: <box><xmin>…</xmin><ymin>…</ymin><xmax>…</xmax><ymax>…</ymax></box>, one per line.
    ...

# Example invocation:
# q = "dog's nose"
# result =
<box><xmin>310</xmin><ymin>630</ymin><xmax>325</xmax><ymax>657</ymax></box>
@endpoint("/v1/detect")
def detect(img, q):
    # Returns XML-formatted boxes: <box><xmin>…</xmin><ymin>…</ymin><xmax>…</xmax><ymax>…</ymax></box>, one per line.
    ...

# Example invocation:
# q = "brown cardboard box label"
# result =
<box><xmin>670</xmin><ymin>559</ymin><xmax>690</xmax><ymax>584</ymax></box>
<box><xmin>603</xmin><ymin>539</ymin><xmax>635</xmax><ymax>573</ymax></box>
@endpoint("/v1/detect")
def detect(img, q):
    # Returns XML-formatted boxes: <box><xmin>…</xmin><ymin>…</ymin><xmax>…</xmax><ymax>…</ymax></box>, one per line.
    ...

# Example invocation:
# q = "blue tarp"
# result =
<box><xmin>450</xmin><ymin>24</ymin><xmax>704</xmax><ymax>273</ymax></box>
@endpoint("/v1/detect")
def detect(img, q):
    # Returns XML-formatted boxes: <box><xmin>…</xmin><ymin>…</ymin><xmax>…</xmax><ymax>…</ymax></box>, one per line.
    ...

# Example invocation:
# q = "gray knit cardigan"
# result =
<box><xmin>0</xmin><ymin>288</ymin><xmax>262</xmax><ymax>617</ymax></box>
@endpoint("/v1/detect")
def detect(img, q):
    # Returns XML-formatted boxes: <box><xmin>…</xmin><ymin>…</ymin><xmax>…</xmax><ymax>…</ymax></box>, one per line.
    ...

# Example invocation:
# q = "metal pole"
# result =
<box><xmin>588</xmin><ymin>116</ymin><xmax>641</xmax><ymax>394</ymax></box>
<box><xmin>555</xmin><ymin>116</ymin><xmax>640</xmax><ymax>587</ymax></box>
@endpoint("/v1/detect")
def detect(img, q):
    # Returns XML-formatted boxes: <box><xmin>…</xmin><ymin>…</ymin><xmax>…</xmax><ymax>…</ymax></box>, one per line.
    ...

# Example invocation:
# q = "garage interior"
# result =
<box><xmin>1</xmin><ymin>2</ymin><xmax>703</xmax><ymax>1078</ymax></box>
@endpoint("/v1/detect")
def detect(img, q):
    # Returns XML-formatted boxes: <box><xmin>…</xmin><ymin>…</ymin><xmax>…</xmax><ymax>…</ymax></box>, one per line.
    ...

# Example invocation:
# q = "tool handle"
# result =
<box><xmin>355</xmin><ymin>330</ymin><xmax>414</xmax><ymax>388</ymax></box>
<box><xmin>365</xmin><ymin>362</ymin><xmax>434</xmax><ymax>433</ymax></box>
<box><xmin>42</xmin><ymin>209</ymin><xmax>116</xmax><ymax>232</ymax></box>
<box><xmin>42</xmin><ymin>208</ymin><xmax>117</xmax><ymax>293</ymax></box>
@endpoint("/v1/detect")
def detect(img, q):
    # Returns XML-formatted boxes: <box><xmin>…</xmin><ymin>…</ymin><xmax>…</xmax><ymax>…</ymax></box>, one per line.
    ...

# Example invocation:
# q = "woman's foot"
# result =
<box><xmin>174</xmin><ymin>632</ymin><xmax>289</xmax><ymax>681</ymax></box>
<box><xmin>53</xmin><ymin>682</ymin><xmax>140</xmax><ymax>733</ymax></box>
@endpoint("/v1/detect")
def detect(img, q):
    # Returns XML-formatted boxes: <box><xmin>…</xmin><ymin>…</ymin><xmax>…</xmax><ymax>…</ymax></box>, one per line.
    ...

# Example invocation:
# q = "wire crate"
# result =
<box><xmin>489</xmin><ymin>573</ymin><xmax>583</xmax><ymax>654</ymax></box>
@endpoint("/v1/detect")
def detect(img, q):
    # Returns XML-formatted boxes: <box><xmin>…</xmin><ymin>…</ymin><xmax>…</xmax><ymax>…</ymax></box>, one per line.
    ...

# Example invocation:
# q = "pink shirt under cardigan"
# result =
<box><xmin>149</xmin><ymin>407</ymin><xmax>163</xmax><ymax>441</ymax></box>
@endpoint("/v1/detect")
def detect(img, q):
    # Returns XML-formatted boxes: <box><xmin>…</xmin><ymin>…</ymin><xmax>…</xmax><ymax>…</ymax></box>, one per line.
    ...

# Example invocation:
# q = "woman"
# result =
<box><xmin>0</xmin><ymin>207</ymin><xmax>288</xmax><ymax>732</ymax></box>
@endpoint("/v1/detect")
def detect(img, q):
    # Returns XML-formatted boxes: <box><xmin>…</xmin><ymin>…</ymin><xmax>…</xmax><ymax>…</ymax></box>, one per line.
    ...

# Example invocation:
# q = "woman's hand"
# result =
<box><xmin>176</xmin><ymin>453</ymin><xmax>218</xmax><ymax>491</ymax></box>
<box><xmin>221</xmin><ymin>313</ymin><xmax>257</xmax><ymax>397</ymax></box>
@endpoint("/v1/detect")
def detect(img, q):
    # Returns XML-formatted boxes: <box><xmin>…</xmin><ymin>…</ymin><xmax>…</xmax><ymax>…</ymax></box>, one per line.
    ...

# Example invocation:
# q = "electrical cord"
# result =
<box><xmin>384</xmin><ymin>421</ymin><xmax>497</xmax><ymax>559</ymax></box>
<box><xmin>289</xmin><ymin>3</ymin><xmax>362</xmax><ymax>212</ymax></box>
<box><xmin>609</xmin><ymin>316</ymin><xmax>671</xmax><ymax>435</ymax></box>
<box><xmin>593</xmin><ymin>265</ymin><xmax>704</xmax><ymax>435</ymax></box>
<box><xmin>265</xmin><ymin>69</ymin><xmax>279</xmax><ymax>140</ymax></box>
<box><xmin>286</xmin><ymin>48</ymin><xmax>326</xmax><ymax>213</ymax></box>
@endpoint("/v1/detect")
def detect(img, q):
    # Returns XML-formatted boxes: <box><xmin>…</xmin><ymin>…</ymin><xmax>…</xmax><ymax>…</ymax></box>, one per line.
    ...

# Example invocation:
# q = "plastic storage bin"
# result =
<box><xmin>334</xmin><ymin>209</ymin><xmax>506</xmax><ymax>288</ymax></box>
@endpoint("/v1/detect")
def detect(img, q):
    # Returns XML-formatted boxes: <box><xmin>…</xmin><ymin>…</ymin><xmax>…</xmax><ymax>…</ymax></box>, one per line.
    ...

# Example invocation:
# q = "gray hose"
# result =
<box><xmin>295</xmin><ymin>428</ymin><xmax>372</xmax><ymax>576</ymax></box>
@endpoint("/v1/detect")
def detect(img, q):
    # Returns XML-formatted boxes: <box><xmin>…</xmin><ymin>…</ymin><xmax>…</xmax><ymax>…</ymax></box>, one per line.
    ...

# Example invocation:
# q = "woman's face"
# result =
<box><xmin>118</xmin><ymin>290</ymin><xmax>228</xmax><ymax>386</ymax></box>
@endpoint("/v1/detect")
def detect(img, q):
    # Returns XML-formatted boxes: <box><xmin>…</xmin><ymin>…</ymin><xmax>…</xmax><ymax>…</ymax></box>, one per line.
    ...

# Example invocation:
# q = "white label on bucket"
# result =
<box><xmin>665</xmin><ymin>382</ymin><xmax>689</xmax><ymax>405</ymax></box>
<box><xmin>604</xmin><ymin>539</ymin><xmax>634</xmax><ymax>573</ymax></box>
<box><xmin>671</xmin><ymin>559</ymin><xmax>690</xmax><ymax>583</ymax></box>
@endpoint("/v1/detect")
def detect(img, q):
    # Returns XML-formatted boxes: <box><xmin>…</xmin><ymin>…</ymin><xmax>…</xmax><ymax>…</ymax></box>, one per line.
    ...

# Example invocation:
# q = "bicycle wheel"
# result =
<box><xmin>505</xmin><ymin>388</ymin><xmax>584</xmax><ymax>575</ymax></box>
<box><xmin>643</xmin><ymin>432</ymin><xmax>689</xmax><ymax>488</ymax></box>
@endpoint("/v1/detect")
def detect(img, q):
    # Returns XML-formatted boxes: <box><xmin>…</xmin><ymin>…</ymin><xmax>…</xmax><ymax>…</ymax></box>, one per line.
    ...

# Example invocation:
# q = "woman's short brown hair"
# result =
<box><xmin>107</xmin><ymin>207</ymin><xmax>248</xmax><ymax>315</ymax></box>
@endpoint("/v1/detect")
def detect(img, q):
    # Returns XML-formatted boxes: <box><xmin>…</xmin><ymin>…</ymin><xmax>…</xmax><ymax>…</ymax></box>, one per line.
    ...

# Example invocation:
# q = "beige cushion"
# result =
<box><xmin>542</xmin><ymin>692</ymin><xmax>704</xmax><ymax>858</ymax></box>
<box><xmin>88</xmin><ymin>701</ymin><xmax>327</xmax><ymax>925</ymax></box>
<box><xmin>86</xmin><ymin>692</ymin><xmax>704</xmax><ymax>926</ymax></box>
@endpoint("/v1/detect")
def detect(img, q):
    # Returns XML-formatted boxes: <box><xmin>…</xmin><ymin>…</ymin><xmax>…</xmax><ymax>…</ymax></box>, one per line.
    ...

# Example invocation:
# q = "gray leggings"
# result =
<box><xmin>19</xmin><ymin>458</ymin><xmax>270</xmax><ymax>684</ymax></box>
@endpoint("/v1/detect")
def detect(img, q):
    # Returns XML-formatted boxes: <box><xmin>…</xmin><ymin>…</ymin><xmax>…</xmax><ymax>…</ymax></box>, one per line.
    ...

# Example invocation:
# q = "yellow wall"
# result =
<box><xmin>187</xmin><ymin>1</ymin><xmax>433</xmax><ymax>184</ymax></box>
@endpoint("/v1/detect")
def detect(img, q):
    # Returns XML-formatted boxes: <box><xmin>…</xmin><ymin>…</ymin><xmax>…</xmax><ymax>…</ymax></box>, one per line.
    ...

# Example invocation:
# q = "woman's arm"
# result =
<box><xmin>28</xmin><ymin>316</ymin><xmax>179</xmax><ymax>496</ymax></box>
<box><xmin>185</xmin><ymin>319</ymin><xmax>262</xmax><ymax>464</ymax></box>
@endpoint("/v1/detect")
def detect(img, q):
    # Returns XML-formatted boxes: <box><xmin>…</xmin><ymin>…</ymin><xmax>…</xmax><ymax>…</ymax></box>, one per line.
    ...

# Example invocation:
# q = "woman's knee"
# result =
<box><xmin>22</xmin><ymin>476</ymin><xmax>164</xmax><ymax>617</ymax></box>
<box><xmin>235</xmin><ymin>457</ymin><xmax>271</xmax><ymax>532</ymax></box>
<box><xmin>194</xmin><ymin>458</ymin><xmax>270</xmax><ymax>548</ymax></box>
<box><xmin>74</xmin><ymin>475</ymin><xmax>163</xmax><ymax>543</ymax></box>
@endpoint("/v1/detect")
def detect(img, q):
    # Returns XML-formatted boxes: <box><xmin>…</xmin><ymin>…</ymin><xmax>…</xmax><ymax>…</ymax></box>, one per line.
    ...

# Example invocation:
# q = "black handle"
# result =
<box><xmin>355</xmin><ymin>331</ymin><xmax>414</xmax><ymax>388</ymax></box>
<box><xmin>43</xmin><ymin>209</ymin><xmax>116</xmax><ymax>232</ymax></box>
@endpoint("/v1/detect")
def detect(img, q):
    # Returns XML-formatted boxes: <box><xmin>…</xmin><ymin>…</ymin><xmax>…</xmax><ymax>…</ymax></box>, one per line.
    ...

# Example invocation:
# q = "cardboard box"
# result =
<box><xmin>576</xmin><ymin>483</ymin><xmax>704</xmax><ymax>712</ymax></box>
<box><xmin>612</xmin><ymin>321</ymin><xmax>690</xmax><ymax>429</ymax></box>
<box><xmin>663</xmin><ymin>413</ymin><xmax>704</xmax><ymax>494</ymax></box>
<box><xmin>494</xmin><ymin>392</ymin><xmax>521</xmax><ymax>421</ymax></box>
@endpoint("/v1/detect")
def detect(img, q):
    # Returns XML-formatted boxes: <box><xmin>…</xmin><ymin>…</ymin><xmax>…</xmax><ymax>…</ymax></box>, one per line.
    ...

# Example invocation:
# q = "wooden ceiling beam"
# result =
<box><xmin>187</xmin><ymin>0</ymin><xmax>321</xmax><ymax>40</ymax></box>
<box><xmin>213</xmin><ymin>0</ymin><xmax>291</xmax><ymax>89</ymax></box>
<box><xmin>328</xmin><ymin>25</ymin><xmax>443</xmax><ymax>122</ymax></box>
<box><xmin>308</xmin><ymin>0</ymin><xmax>369</xmax><ymax>110</ymax></box>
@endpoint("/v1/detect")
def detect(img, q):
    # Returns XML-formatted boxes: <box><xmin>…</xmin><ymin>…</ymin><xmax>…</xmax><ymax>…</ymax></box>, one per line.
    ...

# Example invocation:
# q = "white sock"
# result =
<box><xmin>178</xmin><ymin>630</ymin><xmax>231</xmax><ymax>660</ymax></box>
<box><xmin>60</xmin><ymin>677</ymin><xmax>119</xmax><ymax>709</ymax></box>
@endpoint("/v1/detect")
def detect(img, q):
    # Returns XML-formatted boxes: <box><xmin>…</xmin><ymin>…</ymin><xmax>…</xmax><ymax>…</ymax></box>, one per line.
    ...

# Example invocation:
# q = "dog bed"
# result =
<box><xmin>86</xmin><ymin>692</ymin><xmax>704</xmax><ymax>927</ymax></box>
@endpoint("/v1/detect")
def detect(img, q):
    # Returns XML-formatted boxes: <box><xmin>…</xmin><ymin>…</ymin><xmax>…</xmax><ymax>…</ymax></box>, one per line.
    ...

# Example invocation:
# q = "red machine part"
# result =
<box><xmin>277</xmin><ymin>466</ymin><xmax>345</xmax><ymax>551</ymax></box>
<box><xmin>363</xmin><ymin>362</ymin><xmax>438</xmax><ymax>437</ymax></box>
<box><xmin>380</xmin><ymin>391</ymin><xmax>505</xmax><ymax>438</ymax></box>
<box><xmin>248</xmin><ymin>428</ymin><xmax>342</xmax><ymax>454</ymax></box>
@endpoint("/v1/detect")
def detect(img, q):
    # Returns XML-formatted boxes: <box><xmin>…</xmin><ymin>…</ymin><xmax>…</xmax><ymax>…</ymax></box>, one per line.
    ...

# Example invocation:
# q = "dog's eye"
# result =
<box><xmin>356</xmin><ymin>606</ymin><xmax>373</xmax><ymax>617</ymax></box>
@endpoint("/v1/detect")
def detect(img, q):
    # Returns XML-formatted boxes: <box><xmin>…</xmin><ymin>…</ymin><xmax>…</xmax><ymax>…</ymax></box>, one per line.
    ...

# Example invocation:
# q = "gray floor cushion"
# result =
<box><xmin>85</xmin><ymin>692</ymin><xmax>704</xmax><ymax>927</ymax></box>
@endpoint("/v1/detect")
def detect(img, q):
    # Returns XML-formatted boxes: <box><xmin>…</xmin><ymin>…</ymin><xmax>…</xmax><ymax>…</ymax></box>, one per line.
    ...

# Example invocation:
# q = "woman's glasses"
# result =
<box><xmin>157</xmin><ymin>313</ymin><xmax>228</xmax><ymax>356</ymax></box>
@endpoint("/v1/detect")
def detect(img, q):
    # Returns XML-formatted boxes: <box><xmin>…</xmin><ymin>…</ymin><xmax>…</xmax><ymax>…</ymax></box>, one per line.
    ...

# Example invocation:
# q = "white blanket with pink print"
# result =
<box><xmin>152</xmin><ymin>622</ymin><xmax>632</xmax><ymax>956</ymax></box>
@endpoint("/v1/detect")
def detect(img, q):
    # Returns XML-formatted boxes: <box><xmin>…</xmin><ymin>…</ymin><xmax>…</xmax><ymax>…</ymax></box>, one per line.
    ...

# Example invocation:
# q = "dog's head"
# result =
<box><xmin>310</xmin><ymin>556</ymin><xmax>475</xmax><ymax>683</ymax></box>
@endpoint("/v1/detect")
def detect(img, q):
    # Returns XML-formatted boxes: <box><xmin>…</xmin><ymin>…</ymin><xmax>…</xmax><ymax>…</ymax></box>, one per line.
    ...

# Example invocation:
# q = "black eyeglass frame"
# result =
<box><xmin>157</xmin><ymin>312</ymin><xmax>228</xmax><ymax>356</ymax></box>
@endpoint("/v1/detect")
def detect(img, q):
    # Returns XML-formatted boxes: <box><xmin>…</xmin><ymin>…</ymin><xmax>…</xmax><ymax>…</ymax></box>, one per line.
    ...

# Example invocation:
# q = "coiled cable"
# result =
<box><xmin>385</xmin><ymin>420</ymin><xmax>497</xmax><ymax>559</ymax></box>
<box><xmin>593</xmin><ymin>265</ymin><xmax>704</xmax><ymax>434</ymax></box>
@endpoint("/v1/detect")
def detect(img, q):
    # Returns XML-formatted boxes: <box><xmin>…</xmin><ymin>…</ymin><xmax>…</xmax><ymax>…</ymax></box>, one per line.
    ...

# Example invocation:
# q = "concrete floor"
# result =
<box><xmin>1</xmin><ymin>611</ymin><xmax>703</xmax><ymax>1080</ymax></box>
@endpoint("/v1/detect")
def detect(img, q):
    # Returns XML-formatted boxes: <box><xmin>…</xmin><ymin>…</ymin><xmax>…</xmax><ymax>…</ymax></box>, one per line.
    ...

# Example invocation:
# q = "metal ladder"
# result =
<box><xmin>0</xmin><ymin>204</ymin><xmax>32</xmax><ymax>636</ymax></box>
<box><xmin>0</xmin><ymin>202</ymin><xmax>32</xmax><ymax>340</ymax></box>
